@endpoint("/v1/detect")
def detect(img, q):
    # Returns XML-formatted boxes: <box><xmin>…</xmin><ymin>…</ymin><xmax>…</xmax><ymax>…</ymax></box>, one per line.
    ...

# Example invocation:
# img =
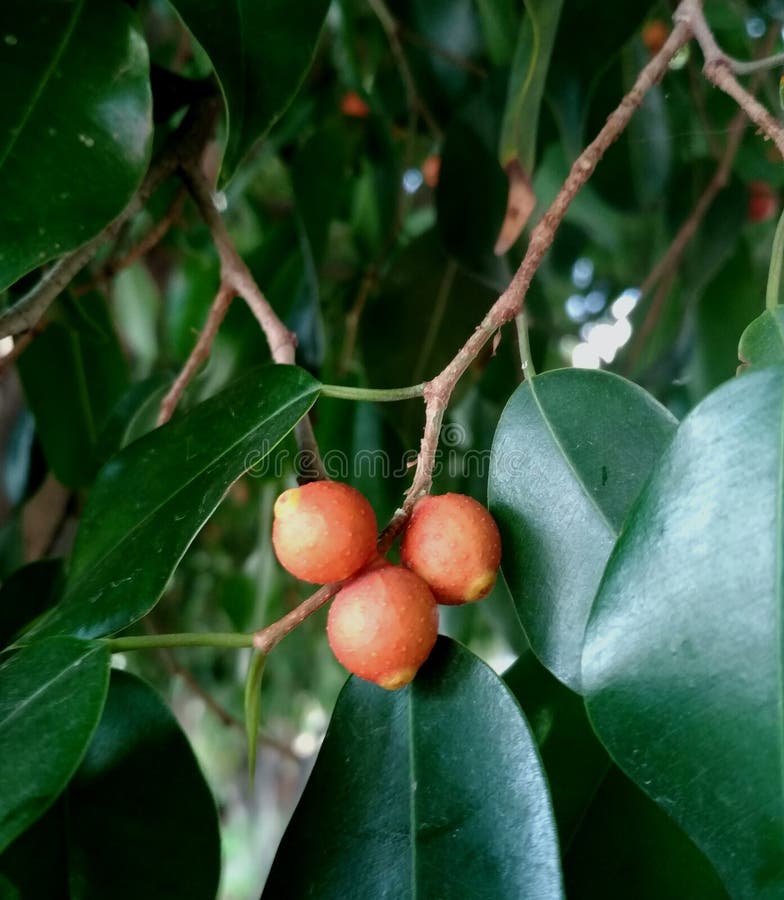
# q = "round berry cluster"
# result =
<box><xmin>272</xmin><ymin>482</ymin><xmax>501</xmax><ymax>690</ymax></box>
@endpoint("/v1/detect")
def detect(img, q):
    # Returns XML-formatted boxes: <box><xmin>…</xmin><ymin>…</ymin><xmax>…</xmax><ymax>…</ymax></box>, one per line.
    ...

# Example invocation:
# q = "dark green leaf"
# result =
<box><xmin>738</xmin><ymin>306</ymin><xmax>784</xmax><ymax>372</ymax></box>
<box><xmin>263</xmin><ymin>637</ymin><xmax>564</xmax><ymax>899</ymax></box>
<box><xmin>488</xmin><ymin>369</ymin><xmax>676</xmax><ymax>690</ymax></box>
<box><xmin>503</xmin><ymin>651</ymin><xmax>608</xmax><ymax>847</ymax></box>
<box><xmin>565</xmin><ymin>769</ymin><xmax>729</xmax><ymax>899</ymax></box>
<box><xmin>169</xmin><ymin>0</ymin><xmax>330</xmax><ymax>177</ymax></box>
<box><xmin>17</xmin><ymin>296</ymin><xmax>129</xmax><ymax>487</ymax></box>
<box><xmin>475</xmin><ymin>0</ymin><xmax>518</xmax><ymax>66</ymax></box>
<box><xmin>499</xmin><ymin>0</ymin><xmax>564</xmax><ymax>173</ymax></box>
<box><xmin>0</xmin><ymin>559</ymin><xmax>63</xmax><ymax>649</ymax></box>
<box><xmin>0</xmin><ymin>0</ymin><xmax>152</xmax><ymax>289</ymax></box>
<box><xmin>28</xmin><ymin>365</ymin><xmax>319</xmax><ymax>640</ymax></box>
<box><xmin>0</xmin><ymin>637</ymin><xmax>109</xmax><ymax>853</ymax></box>
<box><xmin>582</xmin><ymin>365</ymin><xmax>784</xmax><ymax>898</ymax></box>
<box><xmin>67</xmin><ymin>670</ymin><xmax>220</xmax><ymax>900</ymax></box>
<box><xmin>93</xmin><ymin>374</ymin><xmax>173</xmax><ymax>466</ymax></box>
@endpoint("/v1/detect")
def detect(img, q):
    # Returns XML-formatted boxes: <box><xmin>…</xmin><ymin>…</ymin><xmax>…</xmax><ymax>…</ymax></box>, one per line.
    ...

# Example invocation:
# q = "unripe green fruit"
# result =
<box><xmin>401</xmin><ymin>493</ymin><xmax>501</xmax><ymax>604</ymax></box>
<box><xmin>327</xmin><ymin>565</ymin><xmax>438</xmax><ymax>690</ymax></box>
<box><xmin>272</xmin><ymin>481</ymin><xmax>377</xmax><ymax>584</ymax></box>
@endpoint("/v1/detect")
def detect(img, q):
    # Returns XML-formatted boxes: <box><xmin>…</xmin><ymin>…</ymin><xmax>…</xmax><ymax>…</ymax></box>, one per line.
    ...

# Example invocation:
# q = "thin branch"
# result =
<box><xmin>157</xmin><ymin>284</ymin><xmax>235</xmax><ymax>425</ymax></box>
<box><xmin>0</xmin><ymin>96</ymin><xmax>220</xmax><ymax>339</ymax></box>
<box><xmin>398</xmin><ymin>13</ymin><xmax>694</xmax><ymax>508</ymax></box>
<box><xmin>625</xmin><ymin>22</ymin><xmax>779</xmax><ymax>373</ymax></box>
<box><xmin>180</xmin><ymin>163</ymin><xmax>328</xmax><ymax>482</ymax></box>
<box><xmin>253</xmin><ymin>582</ymin><xmax>338</xmax><ymax>653</ymax></box>
<box><xmin>368</xmin><ymin>0</ymin><xmax>442</xmax><ymax>141</ymax></box>
<box><xmin>150</xmin><ymin>638</ymin><xmax>301</xmax><ymax>763</ymax></box>
<box><xmin>74</xmin><ymin>187</ymin><xmax>187</xmax><ymax>296</ymax></box>
<box><xmin>398</xmin><ymin>24</ymin><xmax>487</xmax><ymax>78</ymax></box>
<box><xmin>338</xmin><ymin>266</ymin><xmax>376</xmax><ymax>376</ymax></box>
<box><xmin>727</xmin><ymin>50</ymin><xmax>784</xmax><ymax>76</ymax></box>
<box><xmin>682</xmin><ymin>0</ymin><xmax>784</xmax><ymax>159</ymax></box>
<box><xmin>0</xmin><ymin>328</ymin><xmax>39</xmax><ymax>378</ymax></box>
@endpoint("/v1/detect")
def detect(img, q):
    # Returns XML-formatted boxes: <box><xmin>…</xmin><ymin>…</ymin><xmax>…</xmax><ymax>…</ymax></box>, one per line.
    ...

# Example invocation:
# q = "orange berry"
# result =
<box><xmin>340</xmin><ymin>91</ymin><xmax>370</xmax><ymax>118</ymax></box>
<box><xmin>272</xmin><ymin>481</ymin><xmax>377</xmax><ymax>583</ymax></box>
<box><xmin>422</xmin><ymin>154</ymin><xmax>441</xmax><ymax>189</ymax></box>
<box><xmin>748</xmin><ymin>181</ymin><xmax>777</xmax><ymax>222</ymax></box>
<box><xmin>400</xmin><ymin>493</ymin><xmax>502</xmax><ymax>605</ymax></box>
<box><xmin>327</xmin><ymin>565</ymin><xmax>438</xmax><ymax>689</ymax></box>
<box><xmin>642</xmin><ymin>20</ymin><xmax>669</xmax><ymax>55</ymax></box>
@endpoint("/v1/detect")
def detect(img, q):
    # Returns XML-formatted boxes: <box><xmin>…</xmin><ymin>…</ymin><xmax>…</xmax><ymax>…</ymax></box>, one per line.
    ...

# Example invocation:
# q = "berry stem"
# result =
<box><xmin>320</xmin><ymin>383</ymin><xmax>425</xmax><ymax>402</ymax></box>
<box><xmin>106</xmin><ymin>632</ymin><xmax>255</xmax><ymax>652</ymax></box>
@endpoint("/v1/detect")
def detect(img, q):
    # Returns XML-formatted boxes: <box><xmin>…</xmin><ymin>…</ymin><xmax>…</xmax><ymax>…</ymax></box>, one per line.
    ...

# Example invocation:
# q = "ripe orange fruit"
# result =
<box><xmin>401</xmin><ymin>493</ymin><xmax>502</xmax><ymax>604</ymax></box>
<box><xmin>327</xmin><ymin>565</ymin><xmax>438</xmax><ymax>689</ymax></box>
<box><xmin>272</xmin><ymin>481</ymin><xmax>377</xmax><ymax>583</ymax></box>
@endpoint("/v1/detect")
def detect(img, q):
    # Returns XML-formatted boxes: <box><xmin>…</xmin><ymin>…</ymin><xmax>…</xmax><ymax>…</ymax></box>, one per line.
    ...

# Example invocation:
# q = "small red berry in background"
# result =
<box><xmin>422</xmin><ymin>154</ymin><xmax>441</xmax><ymax>189</ymax></box>
<box><xmin>340</xmin><ymin>90</ymin><xmax>370</xmax><ymax>118</ymax></box>
<box><xmin>327</xmin><ymin>565</ymin><xmax>438</xmax><ymax>690</ymax></box>
<box><xmin>401</xmin><ymin>493</ymin><xmax>502</xmax><ymax>605</ymax></box>
<box><xmin>747</xmin><ymin>181</ymin><xmax>778</xmax><ymax>223</ymax></box>
<box><xmin>642</xmin><ymin>20</ymin><xmax>669</xmax><ymax>55</ymax></box>
<box><xmin>272</xmin><ymin>481</ymin><xmax>377</xmax><ymax>583</ymax></box>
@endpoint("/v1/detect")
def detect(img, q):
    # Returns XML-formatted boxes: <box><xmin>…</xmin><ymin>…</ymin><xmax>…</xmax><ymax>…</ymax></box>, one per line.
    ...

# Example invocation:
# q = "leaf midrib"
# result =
<box><xmin>65</xmin><ymin>383</ymin><xmax>317</xmax><ymax>600</ymax></box>
<box><xmin>0</xmin><ymin>644</ymin><xmax>99</xmax><ymax>735</ymax></box>
<box><xmin>0</xmin><ymin>0</ymin><xmax>86</xmax><ymax>171</ymax></box>
<box><xmin>527</xmin><ymin>378</ymin><xmax>616</xmax><ymax>537</ymax></box>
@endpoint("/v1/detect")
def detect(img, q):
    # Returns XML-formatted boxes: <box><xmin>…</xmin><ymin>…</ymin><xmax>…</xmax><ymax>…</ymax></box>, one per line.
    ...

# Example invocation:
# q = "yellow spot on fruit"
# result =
<box><xmin>273</xmin><ymin>488</ymin><xmax>301</xmax><ymax>519</ymax></box>
<box><xmin>377</xmin><ymin>668</ymin><xmax>416</xmax><ymax>690</ymax></box>
<box><xmin>464</xmin><ymin>570</ymin><xmax>496</xmax><ymax>602</ymax></box>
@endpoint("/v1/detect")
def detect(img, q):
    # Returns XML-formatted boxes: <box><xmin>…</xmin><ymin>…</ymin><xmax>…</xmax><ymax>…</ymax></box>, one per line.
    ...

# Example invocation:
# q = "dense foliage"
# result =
<box><xmin>1</xmin><ymin>0</ymin><xmax>783</xmax><ymax>897</ymax></box>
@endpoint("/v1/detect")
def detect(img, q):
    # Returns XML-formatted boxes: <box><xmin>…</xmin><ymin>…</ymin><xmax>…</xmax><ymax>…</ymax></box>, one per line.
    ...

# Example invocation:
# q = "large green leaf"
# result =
<box><xmin>0</xmin><ymin>0</ymin><xmax>152</xmax><ymax>290</ymax></box>
<box><xmin>263</xmin><ymin>638</ymin><xmax>564</xmax><ymax>899</ymax></box>
<box><xmin>0</xmin><ymin>637</ymin><xmax>109</xmax><ymax>853</ymax></box>
<box><xmin>503</xmin><ymin>651</ymin><xmax>608</xmax><ymax>847</ymax></box>
<box><xmin>0</xmin><ymin>670</ymin><xmax>221</xmax><ymax>900</ymax></box>
<box><xmin>738</xmin><ymin>306</ymin><xmax>784</xmax><ymax>372</ymax></box>
<box><xmin>17</xmin><ymin>296</ymin><xmax>129</xmax><ymax>487</ymax></box>
<box><xmin>582</xmin><ymin>365</ymin><xmax>784</xmax><ymax>898</ymax></box>
<box><xmin>27</xmin><ymin>365</ymin><xmax>319</xmax><ymax>641</ymax></box>
<box><xmin>489</xmin><ymin>369</ymin><xmax>676</xmax><ymax>691</ymax></box>
<box><xmin>565</xmin><ymin>769</ymin><xmax>729</xmax><ymax>899</ymax></box>
<box><xmin>67</xmin><ymin>670</ymin><xmax>220</xmax><ymax>899</ymax></box>
<box><xmin>169</xmin><ymin>0</ymin><xmax>330</xmax><ymax>177</ymax></box>
<box><xmin>0</xmin><ymin>558</ymin><xmax>63</xmax><ymax>649</ymax></box>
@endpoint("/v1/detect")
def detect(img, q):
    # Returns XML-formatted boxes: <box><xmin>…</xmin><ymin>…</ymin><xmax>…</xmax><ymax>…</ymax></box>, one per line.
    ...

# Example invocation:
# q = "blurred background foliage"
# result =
<box><xmin>1</xmin><ymin>0</ymin><xmax>782</xmax><ymax>895</ymax></box>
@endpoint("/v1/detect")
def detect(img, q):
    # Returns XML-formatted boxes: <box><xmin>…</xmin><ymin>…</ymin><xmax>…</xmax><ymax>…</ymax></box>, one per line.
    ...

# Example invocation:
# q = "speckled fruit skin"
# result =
<box><xmin>272</xmin><ymin>481</ymin><xmax>377</xmax><ymax>584</ymax></box>
<box><xmin>327</xmin><ymin>566</ymin><xmax>438</xmax><ymax>690</ymax></box>
<box><xmin>401</xmin><ymin>493</ymin><xmax>502</xmax><ymax>605</ymax></box>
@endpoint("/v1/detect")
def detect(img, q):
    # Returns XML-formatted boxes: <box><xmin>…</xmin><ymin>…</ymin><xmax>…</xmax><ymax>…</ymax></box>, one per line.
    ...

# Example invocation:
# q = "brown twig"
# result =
<box><xmin>368</xmin><ymin>0</ymin><xmax>442</xmax><ymax>142</ymax></box>
<box><xmin>338</xmin><ymin>266</ymin><xmax>377</xmax><ymax>377</ymax></box>
<box><xmin>398</xmin><ymin>25</ymin><xmax>487</xmax><ymax>78</ymax></box>
<box><xmin>0</xmin><ymin>328</ymin><xmax>40</xmax><ymax>378</ymax></box>
<box><xmin>250</xmin><ymin>12</ymin><xmax>695</xmax><ymax>651</ymax></box>
<box><xmin>395</xmin><ymin>14</ymin><xmax>694</xmax><ymax>512</ymax></box>
<box><xmin>157</xmin><ymin>284</ymin><xmax>235</xmax><ymax>425</ymax></box>
<box><xmin>152</xmin><ymin>642</ymin><xmax>300</xmax><ymax>763</ymax></box>
<box><xmin>74</xmin><ymin>188</ymin><xmax>187</xmax><ymax>297</ymax></box>
<box><xmin>0</xmin><ymin>96</ymin><xmax>220</xmax><ymax>339</ymax></box>
<box><xmin>179</xmin><ymin>164</ymin><xmax>328</xmax><ymax>481</ymax></box>
<box><xmin>625</xmin><ymin>20</ymin><xmax>780</xmax><ymax>373</ymax></box>
<box><xmin>682</xmin><ymin>0</ymin><xmax>784</xmax><ymax>159</ymax></box>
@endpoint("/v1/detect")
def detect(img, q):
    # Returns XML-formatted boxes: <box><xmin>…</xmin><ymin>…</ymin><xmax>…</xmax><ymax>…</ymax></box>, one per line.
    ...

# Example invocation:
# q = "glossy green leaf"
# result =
<box><xmin>499</xmin><ymin>0</ymin><xmax>564</xmax><ymax>172</ymax></box>
<box><xmin>28</xmin><ymin>365</ymin><xmax>319</xmax><ymax>640</ymax></box>
<box><xmin>738</xmin><ymin>306</ymin><xmax>784</xmax><ymax>372</ymax></box>
<box><xmin>0</xmin><ymin>558</ymin><xmax>63</xmax><ymax>649</ymax></box>
<box><xmin>169</xmin><ymin>0</ymin><xmax>330</xmax><ymax>177</ymax></box>
<box><xmin>263</xmin><ymin>637</ymin><xmax>564</xmax><ymax>899</ymax></box>
<box><xmin>475</xmin><ymin>0</ymin><xmax>518</xmax><ymax>65</ymax></box>
<box><xmin>67</xmin><ymin>670</ymin><xmax>220</xmax><ymax>899</ymax></box>
<box><xmin>94</xmin><ymin>374</ymin><xmax>173</xmax><ymax>467</ymax></box>
<box><xmin>565</xmin><ymin>769</ymin><xmax>729</xmax><ymax>899</ymax></box>
<box><xmin>488</xmin><ymin>369</ymin><xmax>676</xmax><ymax>691</ymax></box>
<box><xmin>0</xmin><ymin>670</ymin><xmax>221</xmax><ymax>900</ymax></box>
<box><xmin>582</xmin><ymin>365</ymin><xmax>784</xmax><ymax>898</ymax></box>
<box><xmin>17</xmin><ymin>296</ymin><xmax>129</xmax><ymax>487</ymax></box>
<box><xmin>0</xmin><ymin>0</ymin><xmax>152</xmax><ymax>290</ymax></box>
<box><xmin>503</xmin><ymin>651</ymin><xmax>609</xmax><ymax>847</ymax></box>
<box><xmin>0</xmin><ymin>637</ymin><xmax>110</xmax><ymax>853</ymax></box>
